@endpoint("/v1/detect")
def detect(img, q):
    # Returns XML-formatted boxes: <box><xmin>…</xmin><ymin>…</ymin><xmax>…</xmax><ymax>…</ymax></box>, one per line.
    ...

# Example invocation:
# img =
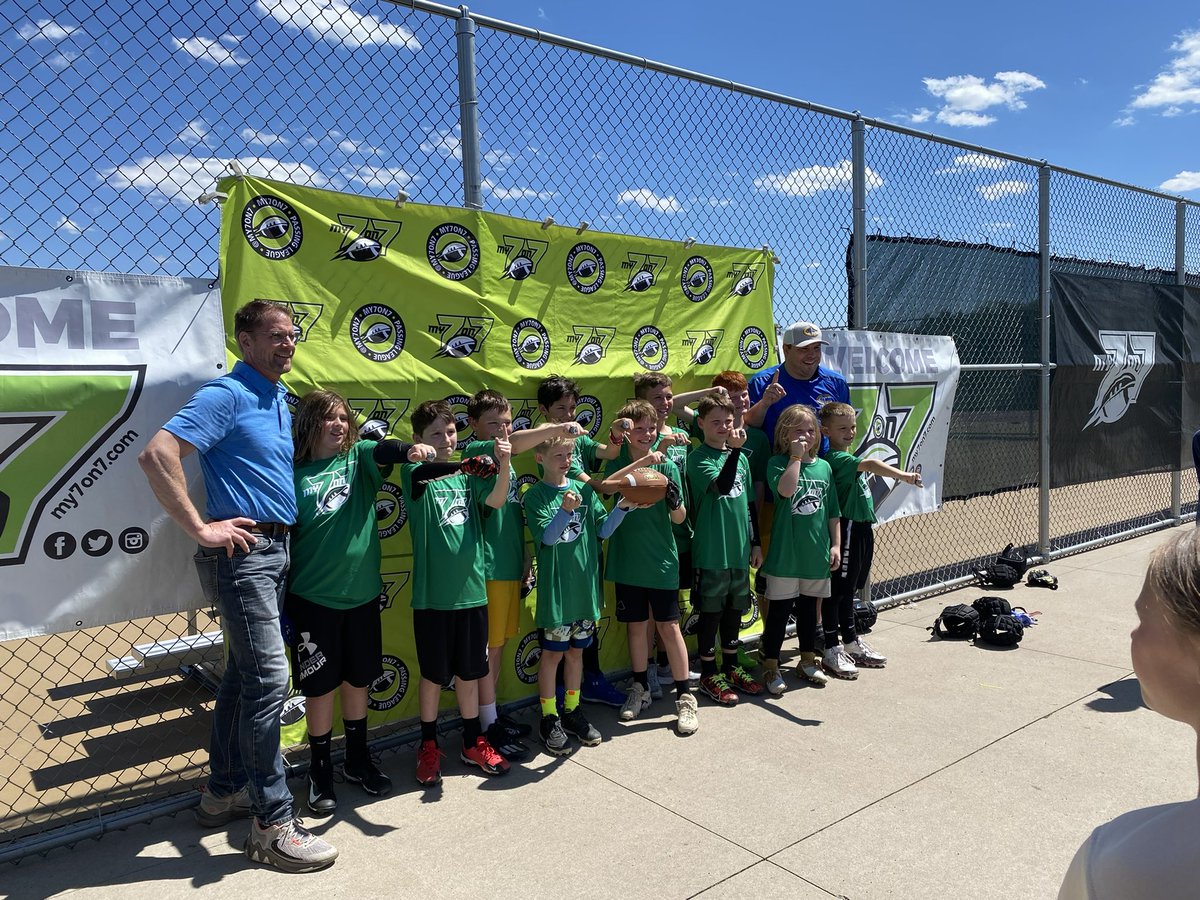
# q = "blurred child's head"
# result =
<box><xmin>711</xmin><ymin>371</ymin><xmax>750</xmax><ymax>417</ymax></box>
<box><xmin>1133</xmin><ymin>530</ymin><xmax>1200</xmax><ymax>724</ymax></box>
<box><xmin>633</xmin><ymin>372</ymin><xmax>673</xmax><ymax>423</ymax></box>
<box><xmin>695</xmin><ymin>394</ymin><xmax>735</xmax><ymax>447</ymax></box>
<box><xmin>467</xmin><ymin>389</ymin><xmax>512</xmax><ymax>440</ymax></box>
<box><xmin>774</xmin><ymin>404</ymin><xmax>820</xmax><ymax>457</ymax></box>
<box><xmin>819</xmin><ymin>401</ymin><xmax>857</xmax><ymax>452</ymax></box>
<box><xmin>294</xmin><ymin>389</ymin><xmax>355</xmax><ymax>463</ymax></box>
<box><xmin>615</xmin><ymin>399</ymin><xmax>659</xmax><ymax>454</ymax></box>
<box><xmin>537</xmin><ymin>374</ymin><xmax>579</xmax><ymax>424</ymax></box>
<box><xmin>411</xmin><ymin>400</ymin><xmax>457</xmax><ymax>459</ymax></box>
<box><xmin>536</xmin><ymin>434</ymin><xmax>576</xmax><ymax>480</ymax></box>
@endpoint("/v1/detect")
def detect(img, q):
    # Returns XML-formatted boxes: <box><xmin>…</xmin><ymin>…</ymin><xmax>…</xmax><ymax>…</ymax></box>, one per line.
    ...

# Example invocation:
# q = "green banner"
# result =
<box><xmin>219</xmin><ymin>176</ymin><xmax>775</xmax><ymax>740</ymax></box>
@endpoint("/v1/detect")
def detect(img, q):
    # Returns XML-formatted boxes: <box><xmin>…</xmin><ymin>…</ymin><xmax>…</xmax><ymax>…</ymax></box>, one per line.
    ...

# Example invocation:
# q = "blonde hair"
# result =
<box><xmin>773</xmin><ymin>403</ymin><xmax>819</xmax><ymax>455</ymax></box>
<box><xmin>819</xmin><ymin>401</ymin><xmax>856</xmax><ymax>424</ymax></box>
<box><xmin>539</xmin><ymin>434</ymin><xmax>576</xmax><ymax>454</ymax></box>
<box><xmin>616</xmin><ymin>398</ymin><xmax>657</xmax><ymax>424</ymax></box>
<box><xmin>1147</xmin><ymin>529</ymin><xmax>1200</xmax><ymax>636</ymax></box>
<box><xmin>294</xmin><ymin>390</ymin><xmax>356</xmax><ymax>463</ymax></box>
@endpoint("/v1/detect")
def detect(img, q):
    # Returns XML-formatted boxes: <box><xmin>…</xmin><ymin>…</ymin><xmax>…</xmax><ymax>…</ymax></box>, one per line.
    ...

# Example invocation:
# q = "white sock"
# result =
<box><xmin>479</xmin><ymin>702</ymin><xmax>497</xmax><ymax>730</ymax></box>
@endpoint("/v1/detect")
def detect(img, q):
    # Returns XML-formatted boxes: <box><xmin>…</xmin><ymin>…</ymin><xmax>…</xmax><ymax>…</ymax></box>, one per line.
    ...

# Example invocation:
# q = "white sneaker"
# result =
<box><xmin>244</xmin><ymin>817</ymin><xmax>338</xmax><ymax>873</ymax></box>
<box><xmin>675</xmin><ymin>692</ymin><xmax>699</xmax><ymax>735</ymax></box>
<box><xmin>658</xmin><ymin>662</ymin><xmax>701</xmax><ymax>684</ymax></box>
<box><xmin>822</xmin><ymin>646</ymin><xmax>859</xmax><ymax>680</ymax></box>
<box><xmin>646</xmin><ymin>663</ymin><xmax>663</xmax><ymax>699</ymax></box>
<box><xmin>619</xmin><ymin>682</ymin><xmax>652</xmax><ymax>721</ymax></box>
<box><xmin>846</xmin><ymin>638</ymin><xmax>887</xmax><ymax>668</ymax></box>
<box><xmin>763</xmin><ymin>665</ymin><xmax>786</xmax><ymax>696</ymax></box>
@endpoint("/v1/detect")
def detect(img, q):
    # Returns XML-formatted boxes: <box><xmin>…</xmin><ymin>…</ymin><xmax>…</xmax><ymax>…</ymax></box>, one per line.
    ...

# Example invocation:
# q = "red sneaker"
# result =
<box><xmin>698</xmin><ymin>674</ymin><xmax>738</xmax><ymax>706</ymax></box>
<box><xmin>415</xmin><ymin>739</ymin><xmax>444</xmax><ymax>786</ymax></box>
<box><xmin>460</xmin><ymin>455</ymin><xmax>498</xmax><ymax>479</ymax></box>
<box><xmin>727</xmin><ymin>666</ymin><xmax>764</xmax><ymax>695</ymax></box>
<box><xmin>459</xmin><ymin>735</ymin><xmax>510</xmax><ymax>776</ymax></box>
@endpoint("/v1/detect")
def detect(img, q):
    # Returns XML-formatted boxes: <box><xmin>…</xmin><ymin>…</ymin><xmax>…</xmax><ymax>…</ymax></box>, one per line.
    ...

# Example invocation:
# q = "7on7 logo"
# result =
<box><xmin>346</xmin><ymin>397</ymin><xmax>411</xmax><ymax>442</ymax></box>
<box><xmin>330</xmin><ymin>214</ymin><xmax>402</xmax><ymax>262</ymax></box>
<box><xmin>430</xmin><ymin>314</ymin><xmax>494</xmax><ymax>359</ymax></box>
<box><xmin>0</xmin><ymin>366</ymin><xmax>143</xmax><ymax>565</ymax></box>
<box><xmin>622</xmin><ymin>252</ymin><xmax>668</xmax><ymax>292</ymax></box>
<box><xmin>378</xmin><ymin>569</ymin><xmax>412</xmax><ymax>611</ymax></box>
<box><xmin>683</xmin><ymin>329</ymin><xmax>724</xmax><ymax>365</ymax></box>
<box><xmin>849</xmin><ymin>382</ymin><xmax>935</xmax><ymax>509</ymax></box>
<box><xmin>275</xmin><ymin>300</ymin><xmax>324</xmax><ymax>342</ymax></box>
<box><xmin>568</xmin><ymin>326</ymin><xmax>616</xmax><ymax>365</ymax></box>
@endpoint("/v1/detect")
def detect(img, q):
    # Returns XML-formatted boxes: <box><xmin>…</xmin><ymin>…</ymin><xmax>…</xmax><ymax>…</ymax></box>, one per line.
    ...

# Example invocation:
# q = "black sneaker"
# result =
<box><xmin>560</xmin><ymin>707</ymin><xmax>601</xmax><ymax>747</ymax></box>
<box><xmin>342</xmin><ymin>757</ymin><xmax>393</xmax><ymax>797</ymax></box>
<box><xmin>539</xmin><ymin>714</ymin><xmax>571</xmax><ymax>757</ymax></box>
<box><xmin>486</xmin><ymin>722</ymin><xmax>529</xmax><ymax>762</ymax></box>
<box><xmin>496</xmin><ymin>712</ymin><xmax>531</xmax><ymax>738</ymax></box>
<box><xmin>306</xmin><ymin>766</ymin><xmax>337</xmax><ymax>817</ymax></box>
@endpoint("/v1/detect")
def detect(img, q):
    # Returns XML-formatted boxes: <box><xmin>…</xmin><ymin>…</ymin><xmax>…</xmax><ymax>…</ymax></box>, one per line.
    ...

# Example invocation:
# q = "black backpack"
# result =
<box><xmin>853</xmin><ymin>599</ymin><xmax>878</xmax><ymax>634</ymax></box>
<box><xmin>931</xmin><ymin>604</ymin><xmax>980</xmax><ymax>639</ymax></box>
<box><xmin>976</xmin><ymin>543</ymin><xmax>1029</xmax><ymax>588</ymax></box>
<box><xmin>977</xmin><ymin>613</ymin><xmax>1025</xmax><ymax>647</ymax></box>
<box><xmin>972</xmin><ymin>596</ymin><xmax>1012</xmax><ymax>619</ymax></box>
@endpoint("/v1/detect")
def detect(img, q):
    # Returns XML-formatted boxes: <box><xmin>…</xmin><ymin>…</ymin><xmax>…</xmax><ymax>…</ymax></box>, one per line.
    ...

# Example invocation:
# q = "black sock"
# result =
<box><xmin>721</xmin><ymin>649</ymin><xmax>738</xmax><ymax>674</ymax></box>
<box><xmin>634</xmin><ymin>669</ymin><xmax>649</xmax><ymax>690</ymax></box>
<box><xmin>420</xmin><ymin>719</ymin><xmax>437</xmax><ymax>744</ymax></box>
<box><xmin>700</xmin><ymin>657</ymin><xmax>717</xmax><ymax>678</ymax></box>
<box><xmin>343</xmin><ymin>717</ymin><xmax>368</xmax><ymax>768</ymax></box>
<box><xmin>463</xmin><ymin>716</ymin><xmax>481</xmax><ymax>745</ymax></box>
<box><xmin>309</xmin><ymin>730</ymin><xmax>332</xmax><ymax>773</ymax></box>
<box><xmin>674</xmin><ymin>679</ymin><xmax>691</xmax><ymax>696</ymax></box>
<box><xmin>656</xmin><ymin>650</ymin><xmax>669</xmax><ymax>668</ymax></box>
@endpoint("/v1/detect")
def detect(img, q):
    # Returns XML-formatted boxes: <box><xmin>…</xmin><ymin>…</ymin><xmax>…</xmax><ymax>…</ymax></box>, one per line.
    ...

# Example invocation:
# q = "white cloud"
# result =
<box><xmin>616</xmin><ymin>188</ymin><xmax>683</xmax><ymax>213</ymax></box>
<box><xmin>752</xmin><ymin>160</ymin><xmax>883</xmax><ymax>197</ymax></box>
<box><xmin>337</xmin><ymin>138</ymin><xmax>381</xmax><ymax>155</ymax></box>
<box><xmin>977</xmin><ymin>180</ymin><xmax>1031</xmax><ymax>201</ymax></box>
<box><xmin>242</xmin><ymin>128</ymin><xmax>288</xmax><ymax>148</ymax></box>
<box><xmin>1131</xmin><ymin>29</ymin><xmax>1200</xmax><ymax>111</ymax></box>
<box><xmin>936</xmin><ymin>152</ymin><xmax>1010</xmax><ymax>174</ymax></box>
<box><xmin>106</xmin><ymin>153</ymin><xmax>328</xmax><ymax>206</ymax></box>
<box><xmin>18</xmin><ymin>19</ymin><xmax>79</xmax><ymax>41</ymax></box>
<box><xmin>803</xmin><ymin>261</ymin><xmax>821</xmax><ymax>269</ymax></box>
<box><xmin>483</xmin><ymin>149</ymin><xmax>515</xmax><ymax>168</ymax></box>
<box><xmin>1160</xmin><ymin>170</ymin><xmax>1200</xmax><ymax>192</ymax></box>
<box><xmin>255</xmin><ymin>0</ymin><xmax>421</xmax><ymax>50</ymax></box>
<box><xmin>923</xmin><ymin>71</ymin><xmax>1045</xmax><ymax>127</ymax></box>
<box><xmin>482</xmin><ymin>178</ymin><xmax>554</xmax><ymax>202</ymax></box>
<box><xmin>341</xmin><ymin>164</ymin><xmax>413</xmax><ymax>193</ymax></box>
<box><xmin>57</xmin><ymin>216</ymin><xmax>82</xmax><ymax>234</ymax></box>
<box><xmin>176</xmin><ymin>119</ymin><xmax>211</xmax><ymax>147</ymax></box>
<box><xmin>420</xmin><ymin>127</ymin><xmax>462</xmax><ymax>161</ymax></box>
<box><xmin>1113</xmin><ymin>114</ymin><xmax>1136</xmax><ymax>127</ymax></box>
<box><xmin>170</xmin><ymin>35</ymin><xmax>249</xmax><ymax>67</ymax></box>
<box><xmin>537</xmin><ymin>7</ymin><xmax>546</xmax><ymax>19</ymax></box>
<box><xmin>44</xmin><ymin>50</ymin><xmax>80</xmax><ymax>71</ymax></box>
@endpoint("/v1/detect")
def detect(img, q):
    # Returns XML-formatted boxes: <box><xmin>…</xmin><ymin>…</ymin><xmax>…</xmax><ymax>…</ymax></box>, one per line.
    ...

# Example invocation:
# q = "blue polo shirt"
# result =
<box><xmin>748</xmin><ymin>362</ymin><xmax>850</xmax><ymax>455</ymax></box>
<box><xmin>164</xmin><ymin>360</ymin><xmax>297</xmax><ymax>524</ymax></box>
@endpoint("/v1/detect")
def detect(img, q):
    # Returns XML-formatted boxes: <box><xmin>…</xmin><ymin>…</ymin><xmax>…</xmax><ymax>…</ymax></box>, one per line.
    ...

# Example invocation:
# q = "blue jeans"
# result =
<box><xmin>194</xmin><ymin>535</ymin><xmax>293</xmax><ymax>826</ymax></box>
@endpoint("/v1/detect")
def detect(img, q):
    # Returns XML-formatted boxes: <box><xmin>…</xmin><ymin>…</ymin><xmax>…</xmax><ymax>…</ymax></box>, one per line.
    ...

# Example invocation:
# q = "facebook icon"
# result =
<box><xmin>44</xmin><ymin>532</ymin><xmax>76</xmax><ymax>560</ymax></box>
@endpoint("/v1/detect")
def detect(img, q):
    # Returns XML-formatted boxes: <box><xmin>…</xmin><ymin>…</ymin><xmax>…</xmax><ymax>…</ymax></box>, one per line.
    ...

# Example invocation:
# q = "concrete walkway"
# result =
<box><xmin>4</xmin><ymin>528</ymin><xmax>1195</xmax><ymax>899</ymax></box>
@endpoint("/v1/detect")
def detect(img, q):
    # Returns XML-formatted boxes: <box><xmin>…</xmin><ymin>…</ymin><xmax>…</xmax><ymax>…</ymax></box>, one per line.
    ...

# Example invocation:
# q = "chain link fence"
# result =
<box><xmin>2</xmin><ymin>0</ymin><xmax>1197</xmax><ymax>859</ymax></box>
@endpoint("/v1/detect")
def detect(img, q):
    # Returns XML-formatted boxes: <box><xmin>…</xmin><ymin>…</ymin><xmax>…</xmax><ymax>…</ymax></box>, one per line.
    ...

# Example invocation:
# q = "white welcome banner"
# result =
<box><xmin>0</xmin><ymin>266</ymin><xmax>224</xmax><ymax>641</ymax></box>
<box><xmin>822</xmin><ymin>329</ymin><xmax>959</xmax><ymax>523</ymax></box>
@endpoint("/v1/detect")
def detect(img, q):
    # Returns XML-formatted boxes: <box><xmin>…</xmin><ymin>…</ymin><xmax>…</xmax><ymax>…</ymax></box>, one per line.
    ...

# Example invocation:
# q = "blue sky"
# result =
<box><xmin>3</xmin><ymin>0</ymin><xmax>1197</xmax><ymax>309</ymax></box>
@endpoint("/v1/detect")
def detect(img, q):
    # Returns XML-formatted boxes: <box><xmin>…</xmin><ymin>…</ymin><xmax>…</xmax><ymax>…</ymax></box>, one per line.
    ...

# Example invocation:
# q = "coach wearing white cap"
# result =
<box><xmin>746</xmin><ymin>320</ymin><xmax>850</xmax><ymax>450</ymax></box>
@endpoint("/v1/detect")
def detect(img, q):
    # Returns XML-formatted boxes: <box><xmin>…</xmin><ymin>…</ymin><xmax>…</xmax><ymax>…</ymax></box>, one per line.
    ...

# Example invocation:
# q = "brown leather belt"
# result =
<box><xmin>248</xmin><ymin>522</ymin><xmax>291</xmax><ymax>537</ymax></box>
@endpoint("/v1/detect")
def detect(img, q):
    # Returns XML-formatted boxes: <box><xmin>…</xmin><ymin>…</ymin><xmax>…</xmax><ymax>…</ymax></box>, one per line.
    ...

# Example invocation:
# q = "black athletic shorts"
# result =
<box><xmin>614</xmin><ymin>583</ymin><xmax>681</xmax><ymax>623</ymax></box>
<box><xmin>412</xmin><ymin>605</ymin><xmax>489</xmax><ymax>685</ymax></box>
<box><xmin>286</xmin><ymin>593</ymin><xmax>383</xmax><ymax>697</ymax></box>
<box><xmin>677</xmin><ymin>548</ymin><xmax>693</xmax><ymax>592</ymax></box>
<box><xmin>830</xmin><ymin>520</ymin><xmax>875</xmax><ymax>600</ymax></box>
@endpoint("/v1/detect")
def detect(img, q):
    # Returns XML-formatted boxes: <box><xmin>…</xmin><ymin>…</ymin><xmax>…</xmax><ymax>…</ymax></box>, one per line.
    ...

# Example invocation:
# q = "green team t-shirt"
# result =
<box><xmin>763</xmin><ymin>455</ymin><xmax>842</xmax><ymax>579</ymax></box>
<box><xmin>289</xmin><ymin>440</ymin><xmax>386</xmax><ymax>609</ymax></box>
<box><xmin>524</xmin><ymin>478</ymin><xmax>607</xmax><ymax>628</ymax></box>
<box><xmin>685</xmin><ymin>443</ymin><xmax>752</xmax><ymax>570</ymax></box>
<box><xmin>400</xmin><ymin>463</ymin><xmax>489</xmax><ymax>610</ymax></box>
<box><xmin>688</xmin><ymin>416</ymin><xmax>770</xmax><ymax>487</ymax></box>
<box><xmin>825</xmin><ymin>449</ymin><xmax>877</xmax><ymax>524</ymax></box>
<box><xmin>608</xmin><ymin>427</ymin><xmax>693</xmax><ymax>552</ymax></box>
<box><xmin>462</xmin><ymin>439</ymin><xmax>525</xmax><ymax>580</ymax></box>
<box><xmin>603</xmin><ymin>460</ymin><xmax>680</xmax><ymax>589</ymax></box>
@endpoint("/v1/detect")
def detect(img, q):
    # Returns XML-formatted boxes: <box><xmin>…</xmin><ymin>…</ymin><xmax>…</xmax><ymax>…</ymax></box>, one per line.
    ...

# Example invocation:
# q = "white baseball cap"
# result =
<box><xmin>781</xmin><ymin>321</ymin><xmax>828</xmax><ymax>348</ymax></box>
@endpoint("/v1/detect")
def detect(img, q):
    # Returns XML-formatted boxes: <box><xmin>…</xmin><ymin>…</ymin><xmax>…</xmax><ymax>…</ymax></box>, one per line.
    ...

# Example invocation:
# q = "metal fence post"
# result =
<box><xmin>1174</xmin><ymin>199</ymin><xmax>1187</xmax><ymax>520</ymax></box>
<box><xmin>1038</xmin><ymin>164</ymin><xmax>1052</xmax><ymax>557</ymax></box>
<box><xmin>851</xmin><ymin>115</ymin><xmax>867</xmax><ymax>329</ymax></box>
<box><xmin>455</xmin><ymin>6</ymin><xmax>484</xmax><ymax>210</ymax></box>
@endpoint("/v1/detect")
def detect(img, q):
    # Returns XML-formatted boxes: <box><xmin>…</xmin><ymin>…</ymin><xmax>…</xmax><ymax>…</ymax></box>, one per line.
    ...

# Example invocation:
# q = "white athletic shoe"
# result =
<box><xmin>822</xmin><ymin>646</ymin><xmax>859</xmax><ymax>680</ymax></box>
<box><xmin>619</xmin><ymin>682</ymin><xmax>652</xmax><ymax>721</ymax></box>
<box><xmin>797</xmin><ymin>653</ymin><xmax>830</xmax><ymax>685</ymax></box>
<box><xmin>846</xmin><ymin>638</ymin><xmax>887</xmax><ymax>668</ymax></box>
<box><xmin>675</xmin><ymin>692</ymin><xmax>699</xmax><ymax>735</ymax></box>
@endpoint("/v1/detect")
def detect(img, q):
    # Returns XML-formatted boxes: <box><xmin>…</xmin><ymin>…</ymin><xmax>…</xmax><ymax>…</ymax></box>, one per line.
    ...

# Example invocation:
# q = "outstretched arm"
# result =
<box><xmin>858</xmin><ymin>457</ymin><xmax>923</xmax><ymax>486</ymax></box>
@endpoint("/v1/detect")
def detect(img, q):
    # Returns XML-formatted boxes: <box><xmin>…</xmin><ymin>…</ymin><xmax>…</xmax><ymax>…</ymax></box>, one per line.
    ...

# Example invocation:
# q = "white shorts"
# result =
<box><xmin>764</xmin><ymin>574</ymin><xmax>831</xmax><ymax>600</ymax></box>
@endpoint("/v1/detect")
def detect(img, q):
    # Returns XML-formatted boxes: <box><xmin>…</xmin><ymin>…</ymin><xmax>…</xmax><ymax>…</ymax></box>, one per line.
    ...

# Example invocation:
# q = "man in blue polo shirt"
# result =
<box><xmin>139</xmin><ymin>299</ymin><xmax>336</xmax><ymax>873</ymax></box>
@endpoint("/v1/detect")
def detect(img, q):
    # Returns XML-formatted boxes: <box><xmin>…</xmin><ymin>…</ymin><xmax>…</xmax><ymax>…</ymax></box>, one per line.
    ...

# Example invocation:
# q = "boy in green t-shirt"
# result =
<box><xmin>603</xmin><ymin>399</ymin><xmax>698</xmax><ymax>735</ymax></box>
<box><xmin>535</xmin><ymin>374</ymin><xmax>631</xmax><ymax>708</ymax></box>
<box><xmin>401</xmin><ymin>400</ymin><xmax>512</xmax><ymax>786</ymax></box>
<box><xmin>818</xmin><ymin>401</ymin><xmax>923</xmax><ymax>677</ymax></box>
<box><xmin>461</xmin><ymin>389</ymin><xmax>587</xmax><ymax>760</ymax></box>
<box><xmin>629</xmin><ymin>372</ymin><xmax>693</xmax><ymax>695</ymax></box>
<box><xmin>684</xmin><ymin>395</ymin><xmax>764</xmax><ymax>706</ymax></box>
<box><xmin>759</xmin><ymin>404</ymin><xmax>841</xmax><ymax>692</ymax></box>
<box><xmin>524</xmin><ymin>436</ymin><xmax>643</xmax><ymax>755</ymax></box>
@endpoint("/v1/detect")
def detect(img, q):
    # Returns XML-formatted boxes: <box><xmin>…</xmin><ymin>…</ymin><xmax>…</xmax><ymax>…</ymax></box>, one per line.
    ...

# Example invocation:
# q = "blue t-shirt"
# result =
<box><xmin>748</xmin><ymin>362</ymin><xmax>850</xmax><ymax>454</ymax></box>
<box><xmin>163</xmin><ymin>360</ymin><xmax>297</xmax><ymax>524</ymax></box>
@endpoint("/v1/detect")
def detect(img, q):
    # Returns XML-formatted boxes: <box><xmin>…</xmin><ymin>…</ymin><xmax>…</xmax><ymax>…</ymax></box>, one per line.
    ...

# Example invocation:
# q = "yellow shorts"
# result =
<box><xmin>486</xmin><ymin>580</ymin><xmax>522</xmax><ymax>647</ymax></box>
